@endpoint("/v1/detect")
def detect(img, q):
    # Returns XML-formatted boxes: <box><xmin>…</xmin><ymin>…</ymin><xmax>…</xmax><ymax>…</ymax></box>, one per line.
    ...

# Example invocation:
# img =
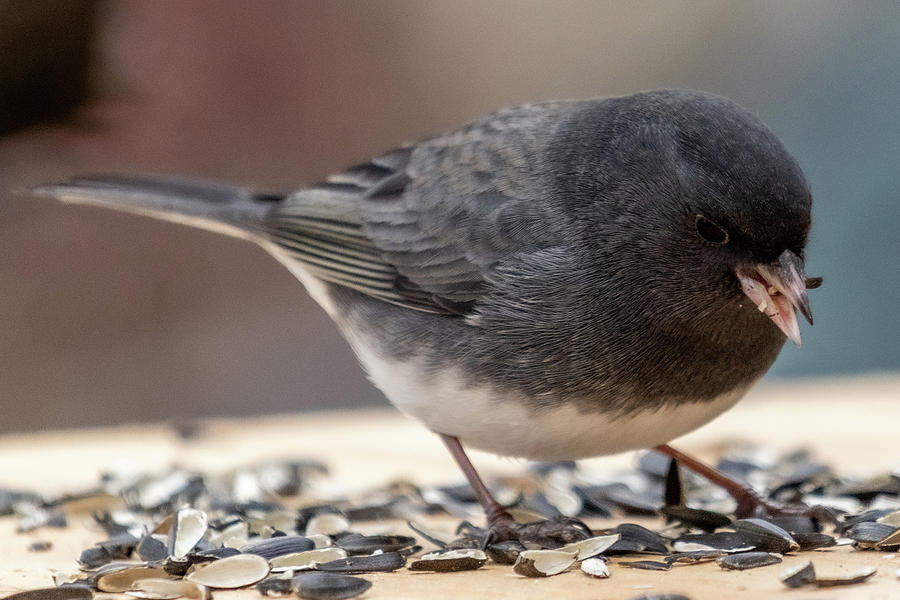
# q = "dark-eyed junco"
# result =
<box><xmin>31</xmin><ymin>89</ymin><xmax>819</xmax><ymax>540</ymax></box>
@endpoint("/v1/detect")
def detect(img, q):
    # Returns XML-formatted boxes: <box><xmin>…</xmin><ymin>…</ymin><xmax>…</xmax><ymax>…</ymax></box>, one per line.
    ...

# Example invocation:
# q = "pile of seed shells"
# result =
<box><xmin>2</xmin><ymin>443</ymin><xmax>899</xmax><ymax>600</ymax></box>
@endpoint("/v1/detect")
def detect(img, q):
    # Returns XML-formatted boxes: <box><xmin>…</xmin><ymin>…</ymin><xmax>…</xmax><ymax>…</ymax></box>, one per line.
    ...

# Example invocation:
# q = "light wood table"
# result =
<box><xmin>1</xmin><ymin>375</ymin><xmax>898</xmax><ymax>599</ymax></box>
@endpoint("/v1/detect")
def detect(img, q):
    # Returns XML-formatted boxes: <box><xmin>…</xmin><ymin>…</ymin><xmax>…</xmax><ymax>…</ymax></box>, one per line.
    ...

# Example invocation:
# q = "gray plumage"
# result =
<box><xmin>31</xmin><ymin>89</ymin><xmax>813</xmax><ymax>451</ymax></box>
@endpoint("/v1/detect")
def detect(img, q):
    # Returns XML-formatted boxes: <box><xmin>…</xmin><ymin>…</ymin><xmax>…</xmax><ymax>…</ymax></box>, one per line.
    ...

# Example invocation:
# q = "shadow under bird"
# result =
<box><xmin>29</xmin><ymin>89</ymin><xmax>822</xmax><ymax>542</ymax></box>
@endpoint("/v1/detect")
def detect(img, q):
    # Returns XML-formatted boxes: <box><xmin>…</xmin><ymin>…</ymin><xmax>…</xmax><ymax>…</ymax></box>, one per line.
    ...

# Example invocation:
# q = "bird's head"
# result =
<box><xmin>555</xmin><ymin>90</ymin><xmax>819</xmax><ymax>347</ymax></box>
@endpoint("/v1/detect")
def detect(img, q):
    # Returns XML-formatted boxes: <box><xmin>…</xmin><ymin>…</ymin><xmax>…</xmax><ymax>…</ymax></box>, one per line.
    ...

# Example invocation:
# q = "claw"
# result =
<box><xmin>735</xmin><ymin>490</ymin><xmax>839</xmax><ymax>525</ymax></box>
<box><xmin>487</xmin><ymin>516</ymin><xmax>593</xmax><ymax>548</ymax></box>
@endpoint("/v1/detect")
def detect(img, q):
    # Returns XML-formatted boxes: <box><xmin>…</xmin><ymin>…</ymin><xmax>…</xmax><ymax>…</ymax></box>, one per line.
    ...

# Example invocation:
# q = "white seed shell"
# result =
<box><xmin>126</xmin><ymin>578</ymin><xmax>208</xmax><ymax>600</ymax></box>
<box><xmin>306</xmin><ymin>534</ymin><xmax>333</xmax><ymax>549</ymax></box>
<box><xmin>269</xmin><ymin>547</ymin><xmax>348</xmax><ymax>571</ymax></box>
<box><xmin>672</xmin><ymin>541</ymin><xmax>754</xmax><ymax>553</ymax></box>
<box><xmin>419</xmin><ymin>549</ymin><xmax>487</xmax><ymax>561</ymax></box>
<box><xmin>185</xmin><ymin>554</ymin><xmax>269</xmax><ymax>589</ymax></box>
<box><xmin>580</xmin><ymin>557</ymin><xmax>610</xmax><ymax>578</ymax></box>
<box><xmin>409</xmin><ymin>549</ymin><xmax>488</xmax><ymax>572</ymax></box>
<box><xmin>214</xmin><ymin>521</ymin><xmax>250</xmax><ymax>549</ymax></box>
<box><xmin>816</xmin><ymin>566</ymin><xmax>877</xmax><ymax>587</ymax></box>
<box><xmin>305</xmin><ymin>514</ymin><xmax>350</xmax><ymax>537</ymax></box>
<box><xmin>97</xmin><ymin>567</ymin><xmax>175</xmax><ymax>593</ymax></box>
<box><xmin>171</xmin><ymin>509</ymin><xmax>208</xmax><ymax>558</ymax></box>
<box><xmin>513</xmin><ymin>550</ymin><xmax>577</xmax><ymax>577</ymax></box>
<box><xmin>559</xmin><ymin>534</ymin><xmax>620</xmax><ymax>560</ymax></box>
<box><xmin>246</xmin><ymin>510</ymin><xmax>299</xmax><ymax>536</ymax></box>
<box><xmin>877</xmin><ymin>511</ymin><xmax>900</xmax><ymax>527</ymax></box>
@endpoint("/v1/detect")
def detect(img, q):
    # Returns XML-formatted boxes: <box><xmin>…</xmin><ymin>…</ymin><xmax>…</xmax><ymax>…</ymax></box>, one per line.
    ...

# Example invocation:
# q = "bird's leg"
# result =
<box><xmin>654</xmin><ymin>444</ymin><xmax>834</xmax><ymax>521</ymax></box>
<box><xmin>439</xmin><ymin>434</ymin><xmax>591</xmax><ymax>546</ymax></box>
<box><xmin>439</xmin><ymin>433</ymin><xmax>514</xmax><ymax>526</ymax></box>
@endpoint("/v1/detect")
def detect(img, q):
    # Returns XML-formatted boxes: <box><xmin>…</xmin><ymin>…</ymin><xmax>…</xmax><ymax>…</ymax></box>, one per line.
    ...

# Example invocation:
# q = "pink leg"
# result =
<box><xmin>439</xmin><ymin>433</ymin><xmax>514</xmax><ymax>526</ymax></box>
<box><xmin>654</xmin><ymin>444</ymin><xmax>833</xmax><ymax>521</ymax></box>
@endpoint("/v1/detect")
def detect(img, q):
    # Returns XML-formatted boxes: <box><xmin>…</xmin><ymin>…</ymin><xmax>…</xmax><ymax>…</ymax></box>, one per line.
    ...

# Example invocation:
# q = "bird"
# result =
<box><xmin>29</xmin><ymin>89</ymin><xmax>820</xmax><ymax>542</ymax></box>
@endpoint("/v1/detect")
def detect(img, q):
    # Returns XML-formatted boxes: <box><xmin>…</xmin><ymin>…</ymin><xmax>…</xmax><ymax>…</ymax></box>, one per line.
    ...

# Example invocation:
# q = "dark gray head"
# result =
<box><xmin>548</xmin><ymin>90</ymin><xmax>813</xmax><ymax>350</ymax></box>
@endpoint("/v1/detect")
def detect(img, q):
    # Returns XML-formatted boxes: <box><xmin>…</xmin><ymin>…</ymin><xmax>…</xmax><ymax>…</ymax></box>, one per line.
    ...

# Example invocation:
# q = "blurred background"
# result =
<box><xmin>1</xmin><ymin>1</ymin><xmax>897</xmax><ymax>432</ymax></box>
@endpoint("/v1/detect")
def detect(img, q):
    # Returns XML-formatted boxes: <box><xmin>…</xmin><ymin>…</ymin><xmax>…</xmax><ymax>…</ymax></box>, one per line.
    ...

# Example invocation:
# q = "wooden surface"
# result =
<box><xmin>1</xmin><ymin>374</ymin><xmax>899</xmax><ymax>600</ymax></box>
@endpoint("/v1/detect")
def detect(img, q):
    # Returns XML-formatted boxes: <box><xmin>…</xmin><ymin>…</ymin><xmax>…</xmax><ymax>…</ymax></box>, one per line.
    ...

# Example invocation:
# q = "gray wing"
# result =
<box><xmin>264</xmin><ymin>103</ymin><xmax>570</xmax><ymax>315</ymax></box>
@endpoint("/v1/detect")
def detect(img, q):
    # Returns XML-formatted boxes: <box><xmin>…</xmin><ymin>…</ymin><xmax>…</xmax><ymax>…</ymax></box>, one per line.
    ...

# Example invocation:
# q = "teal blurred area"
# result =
<box><xmin>0</xmin><ymin>1</ymin><xmax>897</xmax><ymax>431</ymax></box>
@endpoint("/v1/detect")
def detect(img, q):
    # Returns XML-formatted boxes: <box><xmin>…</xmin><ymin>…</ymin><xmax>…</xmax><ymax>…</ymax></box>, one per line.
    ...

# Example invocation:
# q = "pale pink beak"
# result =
<box><xmin>737</xmin><ymin>250</ymin><xmax>813</xmax><ymax>347</ymax></box>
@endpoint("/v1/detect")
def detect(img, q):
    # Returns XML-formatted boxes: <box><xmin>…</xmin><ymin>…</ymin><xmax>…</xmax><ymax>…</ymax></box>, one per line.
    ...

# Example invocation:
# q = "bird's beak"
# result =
<box><xmin>736</xmin><ymin>250</ymin><xmax>815</xmax><ymax>347</ymax></box>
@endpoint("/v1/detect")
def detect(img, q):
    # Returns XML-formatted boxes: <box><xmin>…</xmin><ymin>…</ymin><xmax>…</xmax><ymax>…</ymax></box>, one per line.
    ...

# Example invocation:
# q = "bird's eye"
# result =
<box><xmin>695</xmin><ymin>214</ymin><xmax>729</xmax><ymax>245</ymax></box>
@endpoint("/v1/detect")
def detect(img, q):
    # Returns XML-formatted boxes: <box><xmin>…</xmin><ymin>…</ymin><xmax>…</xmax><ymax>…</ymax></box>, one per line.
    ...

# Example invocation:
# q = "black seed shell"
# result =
<box><xmin>335</xmin><ymin>534</ymin><xmax>416</xmax><ymax>555</ymax></box>
<box><xmin>716</xmin><ymin>551</ymin><xmax>782</xmax><ymax>570</ymax></box>
<box><xmin>316</xmin><ymin>552</ymin><xmax>405</xmax><ymax>573</ymax></box>
<box><xmin>136</xmin><ymin>534</ymin><xmax>168</xmax><ymax>562</ymax></box>
<box><xmin>293</xmin><ymin>572</ymin><xmax>372</xmax><ymax>600</ymax></box>
<box><xmin>781</xmin><ymin>561</ymin><xmax>816</xmax><ymax>588</ymax></box>
<box><xmin>486</xmin><ymin>540</ymin><xmax>527</xmax><ymax>565</ymax></box>
<box><xmin>845</xmin><ymin>521</ymin><xmax>896</xmax><ymax>545</ymax></box>
<box><xmin>764</xmin><ymin>516</ymin><xmax>819</xmax><ymax>535</ymax></box>
<box><xmin>606</xmin><ymin>523</ymin><xmax>668</xmax><ymax>554</ymax></box>
<box><xmin>1</xmin><ymin>588</ymin><xmax>93</xmax><ymax>600</ymax></box>
<box><xmin>675</xmin><ymin>531</ymin><xmax>751</xmax><ymax>552</ymax></box>
<box><xmin>621</xmin><ymin>560</ymin><xmax>670</xmax><ymax>571</ymax></box>
<box><xmin>257</xmin><ymin>576</ymin><xmax>295</xmax><ymax>596</ymax></box>
<box><xmin>791</xmin><ymin>532</ymin><xmax>836</xmax><ymax>551</ymax></box>
<box><xmin>240</xmin><ymin>536</ymin><xmax>315</xmax><ymax>558</ymax></box>
<box><xmin>661</xmin><ymin>506</ymin><xmax>732</xmax><ymax>532</ymax></box>
<box><xmin>665</xmin><ymin>550</ymin><xmax>728</xmax><ymax>564</ymax></box>
<box><xmin>77</xmin><ymin>546</ymin><xmax>114</xmax><ymax>569</ymax></box>
<box><xmin>189</xmin><ymin>546</ymin><xmax>242</xmax><ymax>560</ymax></box>
<box><xmin>732</xmin><ymin>519</ymin><xmax>798</xmax><ymax>554</ymax></box>
<box><xmin>837</xmin><ymin>509</ymin><xmax>895</xmax><ymax>534</ymax></box>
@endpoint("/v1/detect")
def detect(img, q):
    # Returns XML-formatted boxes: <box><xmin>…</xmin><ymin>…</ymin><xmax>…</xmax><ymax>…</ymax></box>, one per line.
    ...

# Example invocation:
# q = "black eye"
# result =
<box><xmin>695</xmin><ymin>214</ymin><xmax>729</xmax><ymax>245</ymax></box>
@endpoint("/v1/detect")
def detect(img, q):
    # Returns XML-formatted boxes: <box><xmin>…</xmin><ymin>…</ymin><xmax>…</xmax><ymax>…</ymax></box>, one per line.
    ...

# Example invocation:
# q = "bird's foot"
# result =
<box><xmin>733</xmin><ymin>488</ymin><xmax>838</xmax><ymax>523</ymax></box>
<box><xmin>486</xmin><ymin>512</ymin><xmax>593</xmax><ymax>548</ymax></box>
<box><xmin>439</xmin><ymin>434</ymin><xmax>594</xmax><ymax>548</ymax></box>
<box><xmin>653</xmin><ymin>444</ymin><xmax>839</xmax><ymax>524</ymax></box>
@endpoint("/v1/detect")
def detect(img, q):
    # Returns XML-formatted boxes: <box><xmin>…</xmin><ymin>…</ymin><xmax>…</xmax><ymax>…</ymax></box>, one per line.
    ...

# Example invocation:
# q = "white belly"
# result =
<box><xmin>349</xmin><ymin>334</ymin><xmax>748</xmax><ymax>461</ymax></box>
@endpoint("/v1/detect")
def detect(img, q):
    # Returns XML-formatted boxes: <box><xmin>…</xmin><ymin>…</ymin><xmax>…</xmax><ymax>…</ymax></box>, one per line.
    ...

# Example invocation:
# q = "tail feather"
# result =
<box><xmin>29</xmin><ymin>174</ymin><xmax>281</xmax><ymax>242</ymax></box>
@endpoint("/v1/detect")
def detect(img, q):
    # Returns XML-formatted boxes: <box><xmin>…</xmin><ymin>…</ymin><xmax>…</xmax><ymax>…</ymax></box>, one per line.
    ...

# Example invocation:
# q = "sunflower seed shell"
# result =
<box><xmin>780</xmin><ymin>561</ymin><xmax>816</xmax><ymax>588</ymax></box>
<box><xmin>580</xmin><ymin>557</ymin><xmax>610</xmax><ymax>578</ymax></box>
<box><xmin>559</xmin><ymin>534</ymin><xmax>620</xmax><ymax>560</ymax></box>
<box><xmin>269</xmin><ymin>547</ymin><xmax>348</xmax><ymax>570</ymax></box>
<box><xmin>716</xmin><ymin>552</ymin><xmax>782</xmax><ymax>571</ymax></box>
<box><xmin>408</xmin><ymin>549</ymin><xmax>487</xmax><ymax>572</ymax></box>
<box><xmin>185</xmin><ymin>553</ymin><xmax>269</xmax><ymax>588</ymax></box>
<box><xmin>292</xmin><ymin>572</ymin><xmax>372</xmax><ymax>600</ymax></box>
<box><xmin>240</xmin><ymin>536</ymin><xmax>315</xmax><ymax>558</ymax></box>
<box><xmin>125</xmin><ymin>578</ymin><xmax>208</xmax><ymax>600</ymax></box>
<box><xmin>815</xmin><ymin>566</ymin><xmax>877</xmax><ymax>587</ymax></box>
<box><xmin>513</xmin><ymin>550</ymin><xmax>576</xmax><ymax>577</ymax></box>
<box><xmin>96</xmin><ymin>567</ymin><xmax>176</xmax><ymax>593</ymax></box>
<box><xmin>315</xmin><ymin>551</ymin><xmax>405</xmax><ymax>573</ymax></box>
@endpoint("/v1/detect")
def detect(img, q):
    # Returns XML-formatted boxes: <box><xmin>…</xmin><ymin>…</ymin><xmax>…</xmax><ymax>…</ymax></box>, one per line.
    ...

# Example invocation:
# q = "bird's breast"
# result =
<box><xmin>347</xmin><ymin>329</ymin><xmax>750</xmax><ymax>460</ymax></box>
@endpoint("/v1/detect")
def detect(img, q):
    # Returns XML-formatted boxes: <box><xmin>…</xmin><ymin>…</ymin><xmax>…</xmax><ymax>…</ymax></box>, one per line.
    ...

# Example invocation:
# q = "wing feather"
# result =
<box><xmin>264</xmin><ymin>103</ymin><xmax>568</xmax><ymax>314</ymax></box>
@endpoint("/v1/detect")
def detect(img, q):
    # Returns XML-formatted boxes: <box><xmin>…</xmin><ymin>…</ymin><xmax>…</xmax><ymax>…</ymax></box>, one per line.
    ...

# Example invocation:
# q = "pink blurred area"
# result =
<box><xmin>2</xmin><ymin>2</ymin><xmax>890</xmax><ymax>430</ymax></box>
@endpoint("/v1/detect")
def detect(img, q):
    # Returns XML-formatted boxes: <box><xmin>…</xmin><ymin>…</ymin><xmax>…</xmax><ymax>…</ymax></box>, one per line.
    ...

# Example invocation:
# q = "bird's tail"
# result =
<box><xmin>29</xmin><ymin>174</ymin><xmax>282</xmax><ymax>242</ymax></box>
